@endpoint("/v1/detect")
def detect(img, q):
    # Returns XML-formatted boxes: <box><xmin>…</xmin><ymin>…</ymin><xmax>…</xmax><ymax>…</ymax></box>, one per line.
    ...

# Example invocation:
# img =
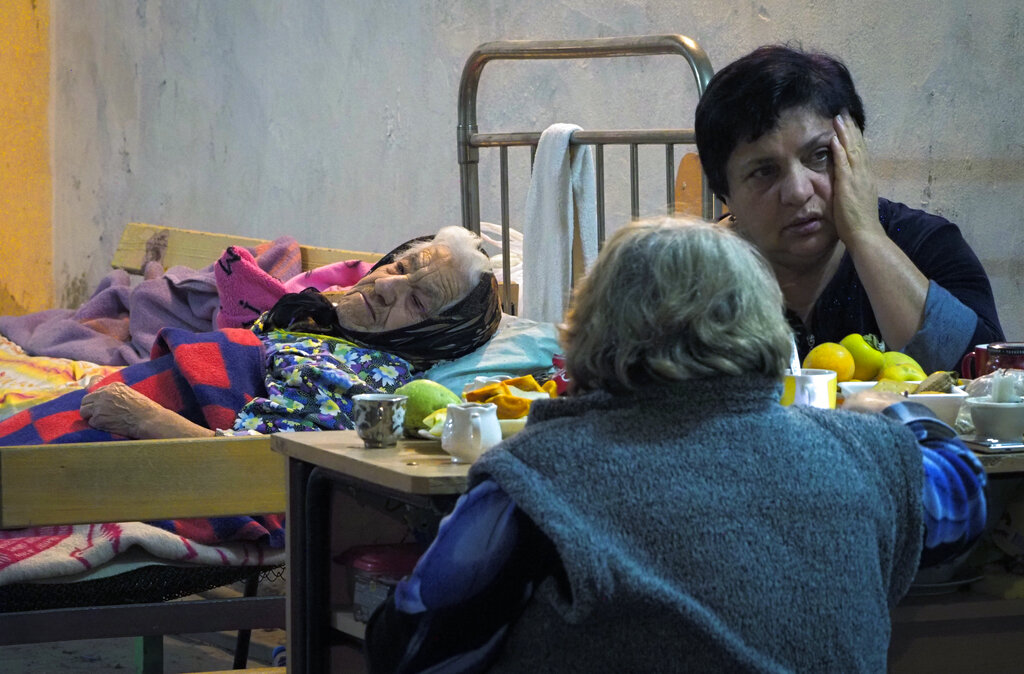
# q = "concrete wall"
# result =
<box><xmin>51</xmin><ymin>0</ymin><xmax>1024</xmax><ymax>339</ymax></box>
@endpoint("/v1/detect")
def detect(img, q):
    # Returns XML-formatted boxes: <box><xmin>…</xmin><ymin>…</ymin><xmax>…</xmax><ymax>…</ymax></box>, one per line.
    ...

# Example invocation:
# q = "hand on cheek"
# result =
<box><xmin>830</xmin><ymin>113</ymin><xmax>883</xmax><ymax>248</ymax></box>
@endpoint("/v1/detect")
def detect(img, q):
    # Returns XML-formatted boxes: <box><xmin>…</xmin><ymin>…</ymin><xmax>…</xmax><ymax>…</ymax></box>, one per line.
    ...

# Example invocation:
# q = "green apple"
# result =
<box><xmin>394</xmin><ymin>380</ymin><xmax>461</xmax><ymax>436</ymax></box>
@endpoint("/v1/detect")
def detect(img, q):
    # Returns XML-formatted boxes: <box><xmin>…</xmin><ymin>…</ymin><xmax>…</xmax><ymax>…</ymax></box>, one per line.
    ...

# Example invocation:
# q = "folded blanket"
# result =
<box><xmin>0</xmin><ymin>327</ymin><xmax>266</xmax><ymax>446</ymax></box>
<box><xmin>0</xmin><ymin>519</ymin><xmax>285</xmax><ymax>587</ymax></box>
<box><xmin>0</xmin><ymin>236</ymin><xmax>302</xmax><ymax>366</ymax></box>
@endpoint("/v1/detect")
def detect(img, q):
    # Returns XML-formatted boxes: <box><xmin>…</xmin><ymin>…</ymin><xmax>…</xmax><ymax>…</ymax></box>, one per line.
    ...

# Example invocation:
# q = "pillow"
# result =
<box><xmin>424</xmin><ymin>314</ymin><xmax>560</xmax><ymax>395</ymax></box>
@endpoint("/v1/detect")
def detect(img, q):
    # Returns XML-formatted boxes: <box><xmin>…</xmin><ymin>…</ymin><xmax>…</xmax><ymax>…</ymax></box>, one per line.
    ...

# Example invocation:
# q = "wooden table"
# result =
<box><xmin>271</xmin><ymin>430</ymin><xmax>468</xmax><ymax>674</ymax></box>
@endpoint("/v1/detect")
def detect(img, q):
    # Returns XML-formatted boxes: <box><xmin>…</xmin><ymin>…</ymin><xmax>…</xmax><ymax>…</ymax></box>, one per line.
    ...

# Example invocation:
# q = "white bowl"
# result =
<box><xmin>967</xmin><ymin>397</ymin><xmax>1024</xmax><ymax>441</ymax></box>
<box><xmin>838</xmin><ymin>381</ymin><xmax>968</xmax><ymax>426</ymax></box>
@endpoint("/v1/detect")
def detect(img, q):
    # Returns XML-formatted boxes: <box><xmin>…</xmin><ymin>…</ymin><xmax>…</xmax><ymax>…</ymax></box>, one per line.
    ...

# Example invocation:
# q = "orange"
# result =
<box><xmin>802</xmin><ymin>342</ymin><xmax>856</xmax><ymax>382</ymax></box>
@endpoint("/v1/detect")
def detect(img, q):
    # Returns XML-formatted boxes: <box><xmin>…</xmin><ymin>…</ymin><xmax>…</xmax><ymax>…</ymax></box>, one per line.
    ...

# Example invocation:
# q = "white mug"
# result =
<box><xmin>780</xmin><ymin>368</ymin><xmax>837</xmax><ymax>409</ymax></box>
<box><xmin>441</xmin><ymin>402</ymin><xmax>502</xmax><ymax>463</ymax></box>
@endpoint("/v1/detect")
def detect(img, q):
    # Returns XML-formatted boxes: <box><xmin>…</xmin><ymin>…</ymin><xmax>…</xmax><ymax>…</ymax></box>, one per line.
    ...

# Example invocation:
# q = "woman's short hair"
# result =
<box><xmin>695</xmin><ymin>44</ymin><xmax>865</xmax><ymax>200</ymax></box>
<box><xmin>561</xmin><ymin>216</ymin><xmax>793</xmax><ymax>393</ymax></box>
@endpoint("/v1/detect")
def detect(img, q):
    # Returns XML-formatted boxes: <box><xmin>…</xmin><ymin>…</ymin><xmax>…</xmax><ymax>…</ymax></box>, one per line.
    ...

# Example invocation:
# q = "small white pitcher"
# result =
<box><xmin>441</xmin><ymin>402</ymin><xmax>502</xmax><ymax>463</ymax></box>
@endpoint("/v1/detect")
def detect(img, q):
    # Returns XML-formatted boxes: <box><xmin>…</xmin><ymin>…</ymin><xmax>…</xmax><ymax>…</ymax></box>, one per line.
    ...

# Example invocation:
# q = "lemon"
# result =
<box><xmin>802</xmin><ymin>342</ymin><xmax>856</xmax><ymax>382</ymax></box>
<box><xmin>421</xmin><ymin>409</ymin><xmax>448</xmax><ymax>437</ymax></box>
<box><xmin>840</xmin><ymin>333</ymin><xmax>884</xmax><ymax>381</ymax></box>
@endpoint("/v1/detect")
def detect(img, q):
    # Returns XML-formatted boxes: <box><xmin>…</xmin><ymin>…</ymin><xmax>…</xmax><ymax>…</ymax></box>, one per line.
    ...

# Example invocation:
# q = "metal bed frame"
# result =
<box><xmin>456</xmin><ymin>34</ymin><xmax>716</xmax><ymax>312</ymax></box>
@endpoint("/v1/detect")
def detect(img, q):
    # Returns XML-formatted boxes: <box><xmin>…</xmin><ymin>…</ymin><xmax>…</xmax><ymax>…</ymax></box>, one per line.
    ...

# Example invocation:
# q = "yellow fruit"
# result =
<box><xmin>872</xmin><ymin>379</ymin><xmax>917</xmax><ymax>394</ymax></box>
<box><xmin>878</xmin><ymin>364</ymin><xmax>925</xmax><ymax>383</ymax></box>
<box><xmin>880</xmin><ymin>351</ymin><xmax>926</xmax><ymax>378</ymax></box>
<box><xmin>839</xmin><ymin>333</ymin><xmax>885</xmax><ymax>381</ymax></box>
<box><xmin>802</xmin><ymin>342</ymin><xmax>856</xmax><ymax>382</ymax></box>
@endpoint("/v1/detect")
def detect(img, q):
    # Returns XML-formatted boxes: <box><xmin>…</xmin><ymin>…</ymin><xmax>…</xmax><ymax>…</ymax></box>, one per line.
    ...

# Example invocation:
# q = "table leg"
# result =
<box><xmin>304</xmin><ymin>466</ymin><xmax>337</xmax><ymax>672</ymax></box>
<box><xmin>286</xmin><ymin>457</ymin><xmax>313</xmax><ymax>673</ymax></box>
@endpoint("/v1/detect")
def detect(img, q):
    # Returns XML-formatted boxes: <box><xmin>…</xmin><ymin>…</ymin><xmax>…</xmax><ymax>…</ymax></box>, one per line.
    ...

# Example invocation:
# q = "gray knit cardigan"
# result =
<box><xmin>470</xmin><ymin>375</ymin><xmax>924</xmax><ymax>673</ymax></box>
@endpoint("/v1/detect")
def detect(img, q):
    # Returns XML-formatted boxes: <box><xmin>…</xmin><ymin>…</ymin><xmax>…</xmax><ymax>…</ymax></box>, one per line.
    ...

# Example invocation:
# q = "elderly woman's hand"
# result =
<box><xmin>80</xmin><ymin>382</ymin><xmax>215</xmax><ymax>439</ymax></box>
<box><xmin>830</xmin><ymin>111</ymin><xmax>884</xmax><ymax>249</ymax></box>
<box><xmin>841</xmin><ymin>389</ymin><xmax>907</xmax><ymax>414</ymax></box>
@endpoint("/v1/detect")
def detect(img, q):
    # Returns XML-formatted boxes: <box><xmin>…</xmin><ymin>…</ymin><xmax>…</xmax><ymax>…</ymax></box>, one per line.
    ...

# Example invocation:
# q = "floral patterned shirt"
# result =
<box><xmin>231</xmin><ymin>319</ymin><xmax>417</xmax><ymax>434</ymax></box>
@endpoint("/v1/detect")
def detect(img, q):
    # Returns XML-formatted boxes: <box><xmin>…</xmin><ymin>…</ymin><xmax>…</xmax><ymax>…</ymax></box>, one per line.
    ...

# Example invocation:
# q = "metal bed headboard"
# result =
<box><xmin>456</xmin><ymin>34</ymin><xmax>716</xmax><ymax>313</ymax></box>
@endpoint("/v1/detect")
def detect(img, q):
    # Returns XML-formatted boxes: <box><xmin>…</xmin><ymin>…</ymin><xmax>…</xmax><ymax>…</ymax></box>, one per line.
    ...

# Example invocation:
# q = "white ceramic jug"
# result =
<box><xmin>441</xmin><ymin>402</ymin><xmax>502</xmax><ymax>463</ymax></box>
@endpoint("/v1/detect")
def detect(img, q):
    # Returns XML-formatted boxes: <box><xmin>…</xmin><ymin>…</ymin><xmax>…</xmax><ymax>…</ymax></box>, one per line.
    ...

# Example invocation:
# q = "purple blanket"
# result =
<box><xmin>0</xmin><ymin>236</ymin><xmax>301</xmax><ymax>366</ymax></box>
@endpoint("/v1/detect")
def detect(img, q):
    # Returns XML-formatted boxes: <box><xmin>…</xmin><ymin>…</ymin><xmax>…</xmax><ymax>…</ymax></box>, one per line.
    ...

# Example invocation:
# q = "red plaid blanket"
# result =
<box><xmin>0</xmin><ymin>327</ymin><xmax>266</xmax><ymax>445</ymax></box>
<box><xmin>0</xmin><ymin>327</ymin><xmax>285</xmax><ymax>585</ymax></box>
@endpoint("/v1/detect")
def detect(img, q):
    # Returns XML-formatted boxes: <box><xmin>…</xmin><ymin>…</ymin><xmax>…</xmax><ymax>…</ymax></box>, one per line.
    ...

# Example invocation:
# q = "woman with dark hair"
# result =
<box><xmin>694</xmin><ymin>44</ymin><xmax>1003</xmax><ymax>372</ymax></box>
<box><xmin>0</xmin><ymin>226</ymin><xmax>501</xmax><ymax>443</ymax></box>
<box><xmin>365</xmin><ymin>217</ymin><xmax>986</xmax><ymax>673</ymax></box>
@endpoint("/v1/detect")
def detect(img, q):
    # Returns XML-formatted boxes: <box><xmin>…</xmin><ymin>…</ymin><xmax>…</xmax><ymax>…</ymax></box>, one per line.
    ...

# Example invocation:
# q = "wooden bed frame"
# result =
<box><xmin>0</xmin><ymin>222</ymin><xmax>385</xmax><ymax>671</ymax></box>
<box><xmin>1</xmin><ymin>222</ymin><xmax>386</xmax><ymax>529</ymax></box>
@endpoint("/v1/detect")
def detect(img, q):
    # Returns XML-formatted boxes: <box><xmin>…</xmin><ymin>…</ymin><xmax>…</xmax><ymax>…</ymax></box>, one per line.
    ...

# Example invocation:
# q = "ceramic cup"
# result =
<box><xmin>780</xmin><ymin>368</ymin><xmax>837</xmax><ymax>409</ymax></box>
<box><xmin>962</xmin><ymin>343</ymin><xmax>1024</xmax><ymax>379</ymax></box>
<box><xmin>441</xmin><ymin>402</ymin><xmax>502</xmax><ymax>463</ymax></box>
<box><xmin>961</xmin><ymin>344</ymin><xmax>990</xmax><ymax>379</ymax></box>
<box><xmin>967</xmin><ymin>397</ymin><xmax>1024</xmax><ymax>441</ymax></box>
<box><xmin>352</xmin><ymin>393</ymin><xmax>407</xmax><ymax>448</ymax></box>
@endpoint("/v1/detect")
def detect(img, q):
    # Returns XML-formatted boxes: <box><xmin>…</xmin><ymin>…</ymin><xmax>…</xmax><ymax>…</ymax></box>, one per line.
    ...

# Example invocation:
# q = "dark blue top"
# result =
<box><xmin>788</xmin><ymin>198</ymin><xmax>1004</xmax><ymax>371</ymax></box>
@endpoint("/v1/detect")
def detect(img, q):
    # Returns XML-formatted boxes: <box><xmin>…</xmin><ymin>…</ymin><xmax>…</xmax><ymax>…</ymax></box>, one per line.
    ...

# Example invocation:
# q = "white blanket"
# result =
<box><xmin>521</xmin><ymin>123</ymin><xmax>598</xmax><ymax>324</ymax></box>
<box><xmin>0</xmin><ymin>522</ymin><xmax>284</xmax><ymax>586</ymax></box>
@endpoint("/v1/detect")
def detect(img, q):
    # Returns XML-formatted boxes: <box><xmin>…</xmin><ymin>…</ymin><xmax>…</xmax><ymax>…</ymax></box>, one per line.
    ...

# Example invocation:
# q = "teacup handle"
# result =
<box><xmin>961</xmin><ymin>351</ymin><xmax>976</xmax><ymax>379</ymax></box>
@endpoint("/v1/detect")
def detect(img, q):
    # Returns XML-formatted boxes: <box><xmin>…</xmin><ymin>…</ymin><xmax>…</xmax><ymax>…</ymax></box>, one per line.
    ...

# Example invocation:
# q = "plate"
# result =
<box><xmin>416</xmin><ymin>419</ymin><xmax>527</xmax><ymax>440</ymax></box>
<box><xmin>837</xmin><ymin>381</ymin><xmax>967</xmax><ymax>426</ymax></box>
<box><xmin>959</xmin><ymin>434</ymin><xmax>1024</xmax><ymax>453</ymax></box>
<box><xmin>906</xmin><ymin>574</ymin><xmax>983</xmax><ymax>596</ymax></box>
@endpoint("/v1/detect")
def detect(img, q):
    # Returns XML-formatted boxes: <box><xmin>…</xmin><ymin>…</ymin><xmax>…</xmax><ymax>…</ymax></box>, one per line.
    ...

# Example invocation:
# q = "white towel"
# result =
<box><xmin>521</xmin><ymin>123</ymin><xmax>598</xmax><ymax>324</ymax></box>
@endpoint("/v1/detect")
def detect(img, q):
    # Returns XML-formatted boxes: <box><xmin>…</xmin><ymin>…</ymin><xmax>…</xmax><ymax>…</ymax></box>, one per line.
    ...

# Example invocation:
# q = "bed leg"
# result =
<box><xmin>231</xmin><ymin>572</ymin><xmax>260</xmax><ymax>668</ymax></box>
<box><xmin>134</xmin><ymin>634</ymin><xmax>164</xmax><ymax>673</ymax></box>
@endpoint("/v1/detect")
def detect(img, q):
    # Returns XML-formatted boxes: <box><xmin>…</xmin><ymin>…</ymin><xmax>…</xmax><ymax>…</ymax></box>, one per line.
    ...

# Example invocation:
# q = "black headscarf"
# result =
<box><xmin>262</xmin><ymin>234</ymin><xmax>502</xmax><ymax>368</ymax></box>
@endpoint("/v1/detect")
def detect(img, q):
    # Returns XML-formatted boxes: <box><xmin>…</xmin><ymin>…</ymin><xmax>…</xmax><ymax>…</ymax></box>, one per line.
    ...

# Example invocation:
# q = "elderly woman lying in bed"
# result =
<box><xmin>0</xmin><ymin>226</ymin><xmax>501</xmax><ymax>444</ymax></box>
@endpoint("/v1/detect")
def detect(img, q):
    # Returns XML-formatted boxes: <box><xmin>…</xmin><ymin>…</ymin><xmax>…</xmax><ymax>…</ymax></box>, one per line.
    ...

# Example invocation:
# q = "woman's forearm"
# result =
<box><xmin>80</xmin><ymin>382</ymin><xmax>216</xmax><ymax>439</ymax></box>
<box><xmin>845</xmin><ymin>230</ymin><xmax>930</xmax><ymax>350</ymax></box>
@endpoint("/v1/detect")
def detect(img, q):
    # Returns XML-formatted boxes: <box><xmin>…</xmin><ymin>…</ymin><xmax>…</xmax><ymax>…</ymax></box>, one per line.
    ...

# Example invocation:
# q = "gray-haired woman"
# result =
<box><xmin>367</xmin><ymin>216</ymin><xmax>986</xmax><ymax>673</ymax></box>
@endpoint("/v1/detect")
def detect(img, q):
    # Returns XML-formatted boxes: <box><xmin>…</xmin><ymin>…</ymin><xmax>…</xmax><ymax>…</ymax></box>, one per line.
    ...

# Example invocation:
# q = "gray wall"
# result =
<box><xmin>53</xmin><ymin>0</ymin><xmax>1023</xmax><ymax>340</ymax></box>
